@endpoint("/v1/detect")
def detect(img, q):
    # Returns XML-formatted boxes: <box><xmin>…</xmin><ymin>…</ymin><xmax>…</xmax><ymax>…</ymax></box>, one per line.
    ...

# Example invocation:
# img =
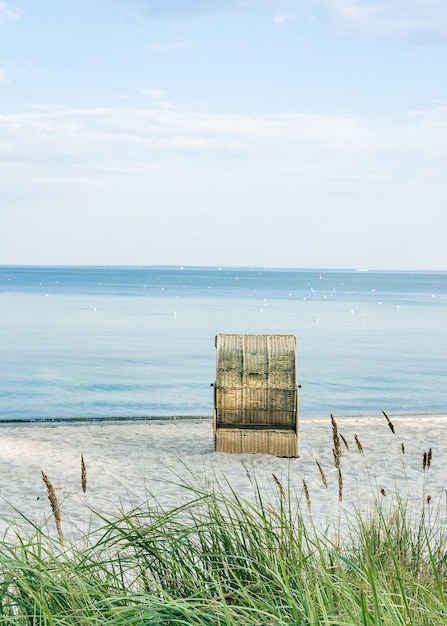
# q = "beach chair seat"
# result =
<box><xmin>213</xmin><ymin>334</ymin><xmax>299</xmax><ymax>457</ymax></box>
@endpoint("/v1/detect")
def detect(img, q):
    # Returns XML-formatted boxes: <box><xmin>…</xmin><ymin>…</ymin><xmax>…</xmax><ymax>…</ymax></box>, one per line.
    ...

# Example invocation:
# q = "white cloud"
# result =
<box><xmin>137</xmin><ymin>88</ymin><xmax>174</xmax><ymax>109</ymax></box>
<box><xmin>311</xmin><ymin>0</ymin><xmax>447</xmax><ymax>37</ymax></box>
<box><xmin>400</xmin><ymin>106</ymin><xmax>447</xmax><ymax>155</ymax></box>
<box><xmin>147</xmin><ymin>88</ymin><xmax>166</xmax><ymax>101</ymax></box>
<box><xmin>0</xmin><ymin>2</ymin><xmax>20</xmax><ymax>23</ymax></box>
<box><xmin>0</xmin><ymin>68</ymin><xmax>9</xmax><ymax>83</ymax></box>
<box><xmin>273</xmin><ymin>14</ymin><xmax>287</xmax><ymax>24</ymax></box>
<box><xmin>1</xmin><ymin>104</ymin><xmax>446</xmax><ymax>268</ymax></box>
<box><xmin>0</xmin><ymin>105</ymin><xmax>446</xmax><ymax>176</ymax></box>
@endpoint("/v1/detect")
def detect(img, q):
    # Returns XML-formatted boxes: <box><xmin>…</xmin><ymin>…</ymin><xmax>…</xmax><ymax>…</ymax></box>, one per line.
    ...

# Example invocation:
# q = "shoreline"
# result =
<box><xmin>0</xmin><ymin>410</ymin><xmax>446</xmax><ymax>427</ymax></box>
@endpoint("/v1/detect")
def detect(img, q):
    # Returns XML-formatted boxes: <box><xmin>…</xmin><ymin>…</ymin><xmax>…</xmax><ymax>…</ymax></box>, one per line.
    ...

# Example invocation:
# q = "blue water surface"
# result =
<box><xmin>0</xmin><ymin>266</ymin><xmax>446</xmax><ymax>422</ymax></box>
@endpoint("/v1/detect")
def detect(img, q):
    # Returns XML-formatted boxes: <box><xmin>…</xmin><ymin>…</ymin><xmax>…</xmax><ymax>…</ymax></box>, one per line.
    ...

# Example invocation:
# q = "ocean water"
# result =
<box><xmin>0</xmin><ymin>266</ymin><xmax>446</xmax><ymax>422</ymax></box>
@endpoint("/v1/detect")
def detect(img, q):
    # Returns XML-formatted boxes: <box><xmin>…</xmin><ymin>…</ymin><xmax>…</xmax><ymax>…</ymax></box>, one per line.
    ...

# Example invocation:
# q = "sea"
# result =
<box><xmin>0</xmin><ymin>266</ymin><xmax>446</xmax><ymax>423</ymax></box>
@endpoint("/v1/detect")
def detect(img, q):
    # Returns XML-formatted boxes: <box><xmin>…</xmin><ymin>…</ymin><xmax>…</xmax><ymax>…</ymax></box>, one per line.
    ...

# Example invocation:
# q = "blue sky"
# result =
<box><xmin>1</xmin><ymin>0</ymin><xmax>447</xmax><ymax>269</ymax></box>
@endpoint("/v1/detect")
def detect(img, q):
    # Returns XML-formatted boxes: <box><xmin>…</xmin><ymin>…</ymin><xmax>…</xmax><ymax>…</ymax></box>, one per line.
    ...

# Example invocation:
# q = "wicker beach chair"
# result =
<box><xmin>213</xmin><ymin>334</ymin><xmax>299</xmax><ymax>457</ymax></box>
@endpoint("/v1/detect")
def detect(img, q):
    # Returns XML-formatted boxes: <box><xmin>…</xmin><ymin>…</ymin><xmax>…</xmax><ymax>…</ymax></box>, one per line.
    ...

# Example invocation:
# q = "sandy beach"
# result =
<box><xmin>0</xmin><ymin>414</ymin><xmax>446</xmax><ymax>537</ymax></box>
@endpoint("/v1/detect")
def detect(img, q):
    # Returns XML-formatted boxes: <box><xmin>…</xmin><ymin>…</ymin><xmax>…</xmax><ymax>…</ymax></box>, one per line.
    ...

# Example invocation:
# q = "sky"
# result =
<box><xmin>1</xmin><ymin>0</ymin><xmax>447</xmax><ymax>270</ymax></box>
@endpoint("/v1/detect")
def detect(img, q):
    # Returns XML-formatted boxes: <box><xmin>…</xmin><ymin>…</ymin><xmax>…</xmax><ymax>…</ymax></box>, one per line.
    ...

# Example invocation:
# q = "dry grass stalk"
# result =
<box><xmin>272</xmin><ymin>473</ymin><xmax>285</xmax><ymax>499</ymax></box>
<box><xmin>382</xmin><ymin>410</ymin><xmax>395</xmax><ymax>435</ymax></box>
<box><xmin>302</xmin><ymin>479</ymin><xmax>311</xmax><ymax>510</ymax></box>
<box><xmin>331</xmin><ymin>449</ymin><xmax>337</xmax><ymax>468</ymax></box>
<box><xmin>331</xmin><ymin>415</ymin><xmax>343</xmax><ymax>502</ymax></box>
<box><xmin>81</xmin><ymin>454</ymin><xmax>87</xmax><ymax>494</ymax></box>
<box><xmin>340</xmin><ymin>433</ymin><xmax>349</xmax><ymax>451</ymax></box>
<box><xmin>387</xmin><ymin>507</ymin><xmax>398</xmax><ymax>530</ymax></box>
<box><xmin>354</xmin><ymin>434</ymin><xmax>363</xmax><ymax>453</ymax></box>
<box><xmin>331</xmin><ymin>414</ymin><xmax>341</xmax><ymax>469</ymax></box>
<box><xmin>423</xmin><ymin>449</ymin><xmax>432</xmax><ymax>471</ymax></box>
<box><xmin>337</xmin><ymin>470</ymin><xmax>343</xmax><ymax>502</ymax></box>
<box><xmin>332</xmin><ymin>448</ymin><xmax>339</xmax><ymax>466</ymax></box>
<box><xmin>41</xmin><ymin>470</ymin><xmax>64</xmax><ymax>543</ymax></box>
<box><xmin>315</xmin><ymin>460</ymin><xmax>328</xmax><ymax>489</ymax></box>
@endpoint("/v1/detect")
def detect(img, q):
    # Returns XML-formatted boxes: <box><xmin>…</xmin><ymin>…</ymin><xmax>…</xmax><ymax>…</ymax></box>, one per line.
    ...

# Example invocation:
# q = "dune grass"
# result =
<box><xmin>0</xmin><ymin>415</ymin><xmax>446</xmax><ymax>625</ymax></box>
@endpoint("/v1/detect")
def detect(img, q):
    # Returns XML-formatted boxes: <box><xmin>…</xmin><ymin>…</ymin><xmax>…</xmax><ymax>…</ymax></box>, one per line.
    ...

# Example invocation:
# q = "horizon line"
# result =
<box><xmin>1</xmin><ymin>264</ymin><xmax>446</xmax><ymax>273</ymax></box>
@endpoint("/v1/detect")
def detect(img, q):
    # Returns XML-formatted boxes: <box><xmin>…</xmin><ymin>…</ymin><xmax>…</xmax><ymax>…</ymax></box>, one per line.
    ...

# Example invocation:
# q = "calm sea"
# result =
<box><xmin>0</xmin><ymin>266</ymin><xmax>446</xmax><ymax>422</ymax></box>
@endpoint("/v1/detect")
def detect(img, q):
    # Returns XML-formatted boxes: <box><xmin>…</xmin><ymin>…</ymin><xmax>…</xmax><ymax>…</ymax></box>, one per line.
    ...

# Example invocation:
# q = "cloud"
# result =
<box><xmin>2</xmin><ymin>103</ymin><xmax>446</xmax><ymax>269</ymax></box>
<box><xmin>137</xmin><ymin>88</ymin><xmax>175</xmax><ymax>109</ymax></box>
<box><xmin>0</xmin><ymin>102</ymin><xmax>447</xmax><ymax>222</ymax></box>
<box><xmin>0</xmin><ymin>68</ymin><xmax>9</xmax><ymax>83</ymax></box>
<box><xmin>0</xmin><ymin>105</ymin><xmax>446</xmax><ymax>196</ymax></box>
<box><xmin>0</xmin><ymin>109</ymin><xmax>347</xmax><ymax>196</ymax></box>
<box><xmin>135</xmin><ymin>0</ymin><xmax>447</xmax><ymax>39</ymax></box>
<box><xmin>0</xmin><ymin>2</ymin><xmax>20</xmax><ymax>23</ymax></box>
<box><xmin>309</xmin><ymin>0</ymin><xmax>447</xmax><ymax>38</ymax></box>
<box><xmin>272</xmin><ymin>14</ymin><xmax>287</xmax><ymax>24</ymax></box>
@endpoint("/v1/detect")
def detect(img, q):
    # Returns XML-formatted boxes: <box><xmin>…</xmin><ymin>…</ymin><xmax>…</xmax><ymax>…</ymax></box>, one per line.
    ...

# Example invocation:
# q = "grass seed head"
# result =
<box><xmin>331</xmin><ymin>414</ymin><xmax>341</xmax><ymax>469</ymax></box>
<box><xmin>337</xmin><ymin>469</ymin><xmax>343</xmax><ymax>502</ymax></box>
<box><xmin>272</xmin><ymin>473</ymin><xmax>285</xmax><ymax>498</ymax></box>
<box><xmin>315</xmin><ymin>460</ymin><xmax>328</xmax><ymax>489</ymax></box>
<box><xmin>382</xmin><ymin>410</ymin><xmax>395</xmax><ymax>435</ymax></box>
<box><xmin>81</xmin><ymin>454</ymin><xmax>87</xmax><ymax>494</ymax></box>
<box><xmin>303</xmin><ymin>479</ymin><xmax>311</xmax><ymax>510</ymax></box>
<box><xmin>423</xmin><ymin>448</ymin><xmax>432</xmax><ymax>471</ymax></box>
<box><xmin>41</xmin><ymin>470</ymin><xmax>63</xmax><ymax>543</ymax></box>
<box><xmin>332</xmin><ymin>448</ymin><xmax>341</xmax><ymax>469</ymax></box>
<box><xmin>340</xmin><ymin>433</ymin><xmax>349</xmax><ymax>451</ymax></box>
<box><xmin>354</xmin><ymin>434</ymin><xmax>363</xmax><ymax>453</ymax></box>
<box><xmin>387</xmin><ymin>507</ymin><xmax>398</xmax><ymax>530</ymax></box>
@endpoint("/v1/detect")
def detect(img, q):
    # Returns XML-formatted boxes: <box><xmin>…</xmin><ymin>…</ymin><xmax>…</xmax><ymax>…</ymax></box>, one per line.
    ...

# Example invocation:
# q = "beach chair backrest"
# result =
<box><xmin>213</xmin><ymin>334</ymin><xmax>299</xmax><ymax>455</ymax></box>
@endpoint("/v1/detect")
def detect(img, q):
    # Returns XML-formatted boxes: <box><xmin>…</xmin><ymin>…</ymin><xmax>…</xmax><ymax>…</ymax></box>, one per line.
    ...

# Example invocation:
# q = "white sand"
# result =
<box><xmin>0</xmin><ymin>415</ymin><xmax>446</xmax><ymax>537</ymax></box>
